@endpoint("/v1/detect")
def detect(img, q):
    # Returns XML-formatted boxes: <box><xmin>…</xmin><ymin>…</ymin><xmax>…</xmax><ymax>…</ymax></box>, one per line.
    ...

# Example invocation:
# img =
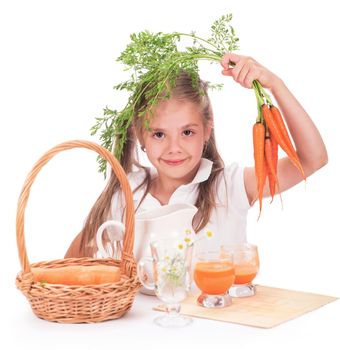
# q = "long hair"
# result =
<box><xmin>76</xmin><ymin>71</ymin><xmax>225</xmax><ymax>257</ymax></box>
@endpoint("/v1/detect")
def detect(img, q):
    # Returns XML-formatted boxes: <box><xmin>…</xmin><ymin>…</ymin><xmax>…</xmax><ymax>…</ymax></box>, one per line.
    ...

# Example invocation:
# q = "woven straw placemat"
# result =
<box><xmin>154</xmin><ymin>285</ymin><xmax>337</xmax><ymax>328</ymax></box>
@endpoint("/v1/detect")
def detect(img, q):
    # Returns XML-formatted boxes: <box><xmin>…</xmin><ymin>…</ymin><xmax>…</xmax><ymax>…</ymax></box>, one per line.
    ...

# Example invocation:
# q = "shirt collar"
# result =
<box><xmin>189</xmin><ymin>158</ymin><xmax>213</xmax><ymax>184</ymax></box>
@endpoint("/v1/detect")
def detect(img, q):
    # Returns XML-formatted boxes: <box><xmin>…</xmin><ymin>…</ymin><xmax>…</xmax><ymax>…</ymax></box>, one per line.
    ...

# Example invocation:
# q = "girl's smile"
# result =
<box><xmin>162</xmin><ymin>158</ymin><xmax>186</xmax><ymax>166</ymax></box>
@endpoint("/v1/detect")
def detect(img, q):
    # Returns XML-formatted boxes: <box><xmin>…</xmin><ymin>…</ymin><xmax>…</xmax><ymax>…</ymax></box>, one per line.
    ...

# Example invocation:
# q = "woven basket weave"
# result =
<box><xmin>15</xmin><ymin>140</ymin><xmax>141</xmax><ymax>323</ymax></box>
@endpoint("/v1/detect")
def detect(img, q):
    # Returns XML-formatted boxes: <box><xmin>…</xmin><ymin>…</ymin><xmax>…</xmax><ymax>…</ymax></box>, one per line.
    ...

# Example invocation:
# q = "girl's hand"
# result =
<box><xmin>221</xmin><ymin>53</ymin><xmax>282</xmax><ymax>91</ymax></box>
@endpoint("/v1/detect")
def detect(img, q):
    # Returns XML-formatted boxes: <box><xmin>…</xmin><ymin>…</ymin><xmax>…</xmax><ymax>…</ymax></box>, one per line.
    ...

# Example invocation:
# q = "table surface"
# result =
<box><xmin>4</xmin><ymin>288</ymin><xmax>339</xmax><ymax>350</ymax></box>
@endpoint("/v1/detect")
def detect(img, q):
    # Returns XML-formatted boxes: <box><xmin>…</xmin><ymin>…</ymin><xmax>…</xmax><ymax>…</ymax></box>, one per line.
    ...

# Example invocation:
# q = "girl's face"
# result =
<box><xmin>141</xmin><ymin>98</ymin><xmax>212</xmax><ymax>185</ymax></box>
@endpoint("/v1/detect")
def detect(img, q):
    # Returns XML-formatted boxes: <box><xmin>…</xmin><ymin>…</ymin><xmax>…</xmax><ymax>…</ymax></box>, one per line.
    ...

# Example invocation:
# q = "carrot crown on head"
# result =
<box><xmin>90</xmin><ymin>13</ymin><xmax>239</xmax><ymax>176</ymax></box>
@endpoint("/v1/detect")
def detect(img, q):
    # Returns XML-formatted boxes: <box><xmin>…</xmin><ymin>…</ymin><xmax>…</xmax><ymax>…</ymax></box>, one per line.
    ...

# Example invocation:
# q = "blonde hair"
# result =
<box><xmin>76</xmin><ymin>71</ymin><xmax>225</xmax><ymax>257</ymax></box>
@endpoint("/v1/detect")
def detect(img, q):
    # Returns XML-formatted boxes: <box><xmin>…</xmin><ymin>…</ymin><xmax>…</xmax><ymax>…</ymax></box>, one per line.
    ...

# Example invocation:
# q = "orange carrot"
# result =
<box><xmin>264</xmin><ymin>136</ymin><xmax>277</xmax><ymax>201</ymax></box>
<box><xmin>253</xmin><ymin>122</ymin><xmax>266</xmax><ymax>218</ymax></box>
<box><xmin>270</xmin><ymin>105</ymin><xmax>295</xmax><ymax>155</ymax></box>
<box><xmin>262</xmin><ymin>105</ymin><xmax>306</xmax><ymax>180</ymax></box>
<box><xmin>264</xmin><ymin>134</ymin><xmax>283</xmax><ymax>209</ymax></box>
<box><xmin>270</xmin><ymin>130</ymin><xmax>278</xmax><ymax>195</ymax></box>
<box><xmin>270</xmin><ymin>130</ymin><xmax>278</xmax><ymax>171</ymax></box>
<box><xmin>269</xmin><ymin>130</ymin><xmax>283</xmax><ymax>207</ymax></box>
<box><xmin>32</xmin><ymin>265</ymin><xmax>121</xmax><ymax>285</ymax></box>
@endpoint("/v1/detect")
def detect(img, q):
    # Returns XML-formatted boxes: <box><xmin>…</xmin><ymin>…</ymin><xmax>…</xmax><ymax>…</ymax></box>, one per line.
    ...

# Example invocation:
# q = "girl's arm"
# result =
<box><xmin>221</xmin><ymin>53</ymin><xmax>328</xmax><ymax>205</ymax></box>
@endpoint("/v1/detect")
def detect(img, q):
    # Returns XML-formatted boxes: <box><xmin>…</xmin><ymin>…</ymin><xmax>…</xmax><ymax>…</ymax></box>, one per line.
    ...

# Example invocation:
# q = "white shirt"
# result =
<box><xmin>110</xmin><ymin>158</ymin><xmax>250</xmax><ymax>256</ymax></box>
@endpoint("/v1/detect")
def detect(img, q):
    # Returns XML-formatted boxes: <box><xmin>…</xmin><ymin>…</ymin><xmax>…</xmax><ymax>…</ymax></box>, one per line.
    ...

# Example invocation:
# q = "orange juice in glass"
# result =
<box><xmin>222</xmin><ymin>243</ymin><xmax>259</xmax><ymax>297</ymax></box>
<box><xmin>193</xmin><ymin>251</ymin><xmax>235</xmax><ymax>308</ymax></box>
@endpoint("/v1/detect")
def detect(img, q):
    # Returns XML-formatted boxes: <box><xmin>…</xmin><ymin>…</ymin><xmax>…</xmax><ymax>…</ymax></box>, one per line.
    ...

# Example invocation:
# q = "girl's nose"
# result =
<box><xmin>167</xmin><ymin>136</ymin><xmax>182</xmax><ymax>153</ymax></box>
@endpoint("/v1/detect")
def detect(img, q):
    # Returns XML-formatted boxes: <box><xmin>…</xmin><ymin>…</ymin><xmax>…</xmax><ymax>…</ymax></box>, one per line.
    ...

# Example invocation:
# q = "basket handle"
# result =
<box><xmin>16</xmin><ymin>140</ymin><xmax>135</xmax><ymax>273</ymax></box>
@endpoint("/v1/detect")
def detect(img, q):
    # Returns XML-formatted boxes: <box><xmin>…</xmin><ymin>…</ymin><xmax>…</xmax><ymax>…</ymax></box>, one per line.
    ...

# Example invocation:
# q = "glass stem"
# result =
<box><xmin>166</xmin><ymin>303</ymin><xmax>181</xmax><ymax>317</ymax></box>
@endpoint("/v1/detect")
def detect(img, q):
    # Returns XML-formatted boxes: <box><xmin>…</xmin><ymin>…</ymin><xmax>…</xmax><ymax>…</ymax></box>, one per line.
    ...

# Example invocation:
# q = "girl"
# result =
<box><xmin>65</xmin><ymin>53</ymin><xmax>328</xmax><ymax>258</ymax></box>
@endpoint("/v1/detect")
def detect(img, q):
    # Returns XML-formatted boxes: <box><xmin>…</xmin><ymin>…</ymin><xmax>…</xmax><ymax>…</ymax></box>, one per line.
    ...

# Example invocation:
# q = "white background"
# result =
<box><xmin>1</xmin><ymin>0</ymin><xmax>339</xmax><ymax>348</ymax></box>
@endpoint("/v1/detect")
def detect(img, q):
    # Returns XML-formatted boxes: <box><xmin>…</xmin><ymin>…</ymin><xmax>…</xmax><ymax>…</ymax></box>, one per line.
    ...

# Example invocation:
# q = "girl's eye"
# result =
<box><xmin>153</xmin><ymin>131</ymin><xmax>164</xmax><ymax>139</ymax></box>
<box><xmin>183</xmin><ymin>129</ymin><xmax>194</xmax><ymax>136</ymax></box>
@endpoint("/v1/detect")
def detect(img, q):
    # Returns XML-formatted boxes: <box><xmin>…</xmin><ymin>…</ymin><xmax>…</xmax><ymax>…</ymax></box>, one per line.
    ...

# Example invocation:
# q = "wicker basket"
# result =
<box><xmin>15</xmin><ymin>140</ymin><xmax>141</xmax><ymax>323</ymax></box>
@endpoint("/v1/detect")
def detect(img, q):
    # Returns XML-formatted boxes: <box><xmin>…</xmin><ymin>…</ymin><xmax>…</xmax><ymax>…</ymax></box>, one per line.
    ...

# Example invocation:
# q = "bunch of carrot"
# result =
<box><xmin>252</xmin><ymin>80</ymin><xmax>305</xmax><ymax>218</ymax></box>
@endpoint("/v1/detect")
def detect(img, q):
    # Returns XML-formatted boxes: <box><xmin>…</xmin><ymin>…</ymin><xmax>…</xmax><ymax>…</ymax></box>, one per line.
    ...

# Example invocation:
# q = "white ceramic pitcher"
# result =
<box><xmin>96</xmin><ymin>203</ymin><xmax>198</xmax><ymax>293</ymax></box>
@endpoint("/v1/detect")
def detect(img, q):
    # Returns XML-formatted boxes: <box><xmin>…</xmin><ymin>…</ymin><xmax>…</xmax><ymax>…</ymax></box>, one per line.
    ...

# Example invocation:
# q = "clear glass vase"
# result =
<box><xmin>137</xmin><ymin>237</ymin><xmax>193</xmax><ymax>328</ymax></box>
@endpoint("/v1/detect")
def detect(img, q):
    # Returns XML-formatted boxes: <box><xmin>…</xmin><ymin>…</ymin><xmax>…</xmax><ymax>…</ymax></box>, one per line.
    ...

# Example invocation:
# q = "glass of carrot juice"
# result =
<box><xmin>222</xmin><ymin>243</ymin><xmax>259</xmax><ymax>297</ymax></box>
<box><xmin>193</xmin><ymin>251</ymin><xmax>235</xmax><ymax>308</ymax></box>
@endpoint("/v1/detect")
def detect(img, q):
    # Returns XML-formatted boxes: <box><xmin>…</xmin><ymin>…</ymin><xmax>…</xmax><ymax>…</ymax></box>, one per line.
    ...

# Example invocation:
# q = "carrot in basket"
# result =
<box><xmin>262</xmin><ymin>104</ymin><xmax>306</xmax><ymax>180</ymax></box>
<box><xmin>253</xmin><ymin>122</ymin><xmax>266</xmax><ymax>218</ymax></box>
<box><xmin>32</xmin><ymin>265</ymin><xmax>121</xmax><ymax>285</ymax></box>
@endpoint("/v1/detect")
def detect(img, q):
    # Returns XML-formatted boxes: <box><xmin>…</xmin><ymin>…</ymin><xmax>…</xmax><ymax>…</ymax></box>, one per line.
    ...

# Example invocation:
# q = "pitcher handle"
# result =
<box><xmin>96</xmin><ymin>220</ymin><xmax>125</xmax><ymax>258</ymax></box>
<box><xmin>137</xmin><ymin>257</ymin><xmax>155</xmax><ymax>290</ymax></box>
